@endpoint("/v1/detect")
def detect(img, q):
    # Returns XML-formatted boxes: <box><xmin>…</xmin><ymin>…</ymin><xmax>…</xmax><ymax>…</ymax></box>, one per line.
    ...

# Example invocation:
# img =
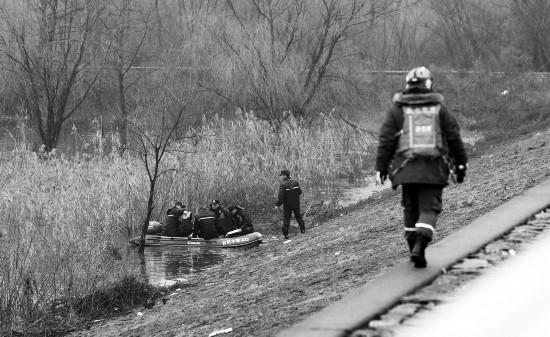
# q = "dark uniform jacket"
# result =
<box><xmin>165</xmin><ymin>207</ymin><xmax>184</xmax><ymax>237</ymax></box>
<box><xmin>179</xmin><ymin>210</ymin><xmax>193</xmax><ymax>237</ymax></box>
<box><xmin>194</xmin><ymin>209</ymin><xmax>219</xmax><ymax>240</ymax></box>
<box><xmin>376</xmin><ymin>88</ymin><xmax>467</xmax><ymax>188</ymax></box>
<box><xmin>210</xmin><ymin>206</ymin><xmax>232</xmax><ymax>235</ymax></box>
<box><xmin>276</xmin><ymin>179</ymin><xmax>302</xmax><ymax>209</ymax></box>
<box><xmin>231</xmin><ymin>209</ymin><xmax>254</xmax><ymax>235</ymax></box>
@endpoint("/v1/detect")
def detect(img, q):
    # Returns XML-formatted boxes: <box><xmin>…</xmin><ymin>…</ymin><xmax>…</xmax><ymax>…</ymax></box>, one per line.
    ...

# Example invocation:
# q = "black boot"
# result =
<box><xmin>299</xmin><ymin>222</ymin><xmax>306</xmax><ymax>234</ymax></box>
<box><xmin>282</xmin><ymin>221</ymin><xmax>290</xmax><ymax>239</ymax></box>
<box><xmin>405</xmin><ymin>231</ymin><xmax>416</xmax><ymax>261</ymax></box>
<box><xmin>411</xmin><ymin>234</ymin><xmax>430</xmax><ymax>268</ymax></box>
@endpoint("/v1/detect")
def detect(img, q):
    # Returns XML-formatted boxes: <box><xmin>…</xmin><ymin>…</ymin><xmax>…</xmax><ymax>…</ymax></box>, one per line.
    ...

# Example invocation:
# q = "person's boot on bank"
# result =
<box><xmin>375</xmin><ymin>67</ymin><xmax>468</xmax><ymax>268</ymax></box>
<box><xmin>275</xmin><ymin>169</ymin><xmax>305</xmax><ymax>239</ymax></box>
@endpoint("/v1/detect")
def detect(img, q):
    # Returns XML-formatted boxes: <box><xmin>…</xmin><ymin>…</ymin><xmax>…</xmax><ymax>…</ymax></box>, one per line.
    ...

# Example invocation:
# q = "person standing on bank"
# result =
<box><xmin>275</xmin><ymin>170</ymin><xmax>305</xmax><ymax>239</ymax></box>
<box><xmin>375</xmin><ymin>67</ymin><xmax>468</xmax><ymax>268</ymax></box>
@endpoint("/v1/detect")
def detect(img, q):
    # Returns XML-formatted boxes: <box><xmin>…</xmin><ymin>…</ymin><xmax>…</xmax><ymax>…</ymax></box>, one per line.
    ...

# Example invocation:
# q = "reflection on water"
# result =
<box><xmin>125</xmin><ymin>246</ymin><xmax>239</xmax><ymax>286</ymax></box>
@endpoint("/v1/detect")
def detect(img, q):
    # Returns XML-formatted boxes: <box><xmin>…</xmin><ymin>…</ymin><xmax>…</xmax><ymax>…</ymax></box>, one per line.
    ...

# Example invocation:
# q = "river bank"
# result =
<box><xmin>122</xmin><ymin>180</ymin><xmax>388</xmax><ymax>288</ymax></box>
<box><xmin>70</xmin><ymin>129</ymin><xmax>550</xmax><ymax>337</ymax></box>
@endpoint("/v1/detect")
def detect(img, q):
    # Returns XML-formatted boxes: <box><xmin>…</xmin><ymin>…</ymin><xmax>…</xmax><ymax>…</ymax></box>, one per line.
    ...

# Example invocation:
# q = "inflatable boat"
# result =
<box><xmin>129</xmin><ymin>231</ymin><xmax>263</xmax><ymax>248</ymax></box>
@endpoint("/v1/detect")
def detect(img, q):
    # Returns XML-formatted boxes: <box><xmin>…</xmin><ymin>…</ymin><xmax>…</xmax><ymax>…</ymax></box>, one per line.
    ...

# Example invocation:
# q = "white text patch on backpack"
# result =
<box><xmin>397</xmin><ymin>105</ymin><xmax>443</xmax><ymax>158</ymax></box>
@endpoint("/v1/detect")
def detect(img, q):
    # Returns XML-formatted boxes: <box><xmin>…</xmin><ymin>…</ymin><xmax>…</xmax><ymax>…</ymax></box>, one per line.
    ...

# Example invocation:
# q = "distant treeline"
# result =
<box><xmin>0</xmin><ymin>0</ymin><xmax>548</xmax><ymax>151</ymax></box>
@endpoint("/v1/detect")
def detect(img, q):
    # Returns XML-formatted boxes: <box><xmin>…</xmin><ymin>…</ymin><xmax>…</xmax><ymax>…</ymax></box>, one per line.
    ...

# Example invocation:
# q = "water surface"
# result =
<box><xmin>125</xmin><ymin>246</ymin><xmax>239</xmax><ymax>286</ymax></box>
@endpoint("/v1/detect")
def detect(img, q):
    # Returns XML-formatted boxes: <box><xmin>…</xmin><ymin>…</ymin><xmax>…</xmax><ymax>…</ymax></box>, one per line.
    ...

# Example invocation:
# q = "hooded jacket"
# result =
<box><xmin>376</xmin><ymin>88</ymin><xmax>467</xmax><ymax>187</ymax></box>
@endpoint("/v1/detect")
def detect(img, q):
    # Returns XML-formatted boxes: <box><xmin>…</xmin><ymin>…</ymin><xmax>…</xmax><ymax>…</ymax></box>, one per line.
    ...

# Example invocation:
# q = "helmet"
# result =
<box><xmin>405</xmin><ymin>67</ymin><xmax>433</xmax><ymax>90</ymax></box>
<box><xmin>279</xmin><ymin>169</ymin><xmax>290</xmax><ymax>178</ymax></box>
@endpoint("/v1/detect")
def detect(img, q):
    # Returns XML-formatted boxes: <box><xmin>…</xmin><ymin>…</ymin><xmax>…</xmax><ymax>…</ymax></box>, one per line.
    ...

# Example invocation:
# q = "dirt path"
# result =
<box><xmin>350</xmin><ymin>207</ymin><xmax>550</xmax><ymax>337</ymax></box>
<box><xmin>71</xmin><ymin>130</ymin><xmax>550</xmax><ymax>337</ymax></box>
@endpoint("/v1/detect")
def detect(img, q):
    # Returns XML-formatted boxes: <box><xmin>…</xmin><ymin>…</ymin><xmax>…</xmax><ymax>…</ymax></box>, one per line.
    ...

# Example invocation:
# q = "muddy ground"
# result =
<box><xmin>72</xmin><ymin>129</ymin><xmax>550</xmax><ymax>337</ymax></box>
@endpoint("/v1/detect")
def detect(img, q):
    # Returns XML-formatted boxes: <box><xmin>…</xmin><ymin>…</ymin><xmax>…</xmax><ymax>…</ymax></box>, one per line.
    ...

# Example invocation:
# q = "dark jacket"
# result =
<box><xmin>167</xmin><ymin>206</ymin><xmax>184</xmax><ymax>216</ymax></box>
<box><xmin>276</xmin><ymin>179</ymin><xmax>302</xmax><ymax>209</ymax></box>
<box><xmin>376</xmin><ymin>88</ymin><xmax>467</xmax><ymax>187</ymax></box>
<box><xmin>210</xmin><ymin>206</ymin><xmax>232</xmax><ymax>235</ymax></box>
<box><xmin>231</xmin><ymin>208</ymin><xmax>254</xmax><ymax>235</ymax></box>
<box><xmin>194</xmin><ymin>209</ymin><xmax>219</xmax><ymax>240</ymax></box>
<box><xmin>164</xmin><ymin>206</ymin><xmax>185</xmax><ymax>237</ymax></box>
<box><xmin>179</xmin><ymin>210</ymin><xmax>193</xmax><ymax>237</ymax></box>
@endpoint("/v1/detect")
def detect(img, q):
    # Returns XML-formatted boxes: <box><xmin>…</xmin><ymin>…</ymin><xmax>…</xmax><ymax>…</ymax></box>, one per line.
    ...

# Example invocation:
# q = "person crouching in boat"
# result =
<box><xmin>165</xmin><ymin>201</ymin><xmax>185</xmax><ymax>237</ymax></box>
<box><xmin>193</xmin><ymin>207</ymin><xmax>219</xmax><ymax>240</ymax></box>
<box><xmin>179</xmin><ymin>208</ymin><xmax>193</xmax><ymax>237</ymax></box>
<box><xmin>210</xmin><ymin>199</ymin><xmax>232</xmax><ymax>236</ymax></box>
<box><xmin>226</xmin><ymin>205</ymin><xmax>254</xmax><ymax>237</ymax></box>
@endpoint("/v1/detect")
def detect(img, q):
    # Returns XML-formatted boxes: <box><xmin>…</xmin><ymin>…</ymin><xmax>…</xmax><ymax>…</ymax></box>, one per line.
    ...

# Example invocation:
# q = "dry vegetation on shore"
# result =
<box><xmin>2</xmin><ymin>71</ymin><xmax>550</xmax><ymax>335</ymax></box>
<box><xmin>2</xmin><ymin>73</ymin><xmax>550</xmax><ymax>334</ymax></box>
<box><xmin>1</xmin><ymin>1</ymin><xmax>550</xmax><ymax>335</ymax></box>
<box><xmin>72</xmin><ymin>129</ymin><xmax>550</xmax><ymax>337</ymax></box>
<box><xmin>0</xmin><ymin>114</ymin><xmax>368</xmax><ymax>335</ymax></box>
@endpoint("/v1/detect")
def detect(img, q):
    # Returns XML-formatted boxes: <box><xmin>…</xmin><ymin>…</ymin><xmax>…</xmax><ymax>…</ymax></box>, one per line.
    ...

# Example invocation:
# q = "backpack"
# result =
<box><xmin>396</xmin><ymin>104</ymin><xmax>444</xmax><ymax>158</ymax></box>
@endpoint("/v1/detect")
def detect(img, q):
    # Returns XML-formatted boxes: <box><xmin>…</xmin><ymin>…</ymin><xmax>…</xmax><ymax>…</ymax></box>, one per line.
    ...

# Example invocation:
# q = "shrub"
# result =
<box><xmin>74</xmin><ymin>276</ymin><xmax>163</xmax><ymax>318</ymax></box>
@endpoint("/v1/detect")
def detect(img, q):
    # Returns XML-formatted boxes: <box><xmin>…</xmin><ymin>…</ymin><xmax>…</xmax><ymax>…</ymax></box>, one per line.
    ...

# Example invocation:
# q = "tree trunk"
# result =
<box><xmin>117</xmin><ymin>70</ymin><xmax>128</xmax><ymax>154</ymax></box>
<box><xmin>154</xmin><ymin>0</ymin><xmax>163</xmax><ymax>50</ymax></box>
<box><xmin>138</xmin><ymin>177</ymin><xmax>157</xmax><ymax>254</ymax></box>
<box><xmin>34</xmin><ymin>108</ymin><xmax>62</xmax><ymax>153</ymax></box>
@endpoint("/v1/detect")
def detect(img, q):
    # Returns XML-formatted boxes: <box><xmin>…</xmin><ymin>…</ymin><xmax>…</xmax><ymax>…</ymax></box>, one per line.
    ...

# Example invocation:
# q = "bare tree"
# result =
<box><xmin>101</xmin><ymin>0</ymin><xmax>149</xmax><ymax>153</ymax></box>
<box><xmin>153</xmin><ymin>0</ymin><xmax>162</xmax><ymax>50</ymax></box>
<box><xmin>512</xmin><ymin>0</ymin><xmax>550</xmax><ymax>71</ymax></box>
<box><xmin>0</xmin><ymin>0</ymin><xmax>106</xmax><ymax>151</ymax></box>
<box><xmin>427</xmin><ymin>0</ymin><xmax>506</xmax><ymax>69</ymax></box>
<box><xmin>128</xmin><ymin>70</ymin><xmax>196</xmax><ymax>253</ymax></box>
<box><xmin>354</xmin><ymin>0</ymin><xmax>423</xmax><ymax>69</ymax></box>
<box><xmin>200</xmin><ymin>0</ymin><xmax>410</xmax><ymax>123</ymax></box>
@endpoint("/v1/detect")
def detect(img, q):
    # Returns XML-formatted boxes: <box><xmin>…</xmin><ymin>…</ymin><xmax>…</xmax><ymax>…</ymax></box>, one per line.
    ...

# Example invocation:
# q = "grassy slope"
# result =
<box><xmin>72</xmin><ymin>129</ymin><xmax>550</xmax><ymax>337</ymax></box>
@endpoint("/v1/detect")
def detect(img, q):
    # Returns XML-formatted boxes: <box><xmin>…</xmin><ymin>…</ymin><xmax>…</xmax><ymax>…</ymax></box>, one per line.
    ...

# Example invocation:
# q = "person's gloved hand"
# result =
<box><xmin>375</xmin><ymin>171</ymin><xmax>387</xmax><ymax>185</ymax></box>
<box><xmin>456</xmin><ymin>164</ymin><xmax>467</xmax><ymax>183</ymax></box>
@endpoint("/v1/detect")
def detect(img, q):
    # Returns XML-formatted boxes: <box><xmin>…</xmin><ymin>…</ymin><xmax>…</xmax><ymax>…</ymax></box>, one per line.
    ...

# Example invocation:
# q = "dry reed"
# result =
<box><xmin>0</xmin><ymin>113</ymin><xmax>370</xmax><ymax>334</ymax></box>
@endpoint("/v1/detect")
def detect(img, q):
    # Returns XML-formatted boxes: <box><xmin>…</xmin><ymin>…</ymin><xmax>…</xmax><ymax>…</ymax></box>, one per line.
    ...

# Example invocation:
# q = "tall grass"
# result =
<box><xmin>0</xmin><ymin>147</ymin><xmax>148</xmax><ymax>334</ymax></box>
<box><xmin>0</xmin><ymin>113</ymin><xmax>370</xmax><ymax>334</ymax></box>
<box><xmin>157</xmin><ymin>113</ymin><xmax>374</xmax><ymax>215</ymax></box>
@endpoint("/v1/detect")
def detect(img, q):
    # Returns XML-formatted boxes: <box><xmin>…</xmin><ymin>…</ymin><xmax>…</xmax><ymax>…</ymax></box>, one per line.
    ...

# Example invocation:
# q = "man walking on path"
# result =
<box><xmin>375</xmin><ymin>66</ymin><xmax>468</xmax><ymax>268</ymax></box>
<box><xmin>276</xmin><ymin>170</ymin><xmax>305</xmax><ymax>239</ymax></box>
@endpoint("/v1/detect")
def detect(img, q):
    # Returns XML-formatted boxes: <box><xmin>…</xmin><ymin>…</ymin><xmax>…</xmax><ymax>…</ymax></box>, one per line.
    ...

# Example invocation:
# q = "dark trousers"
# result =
<box><xmin>282</xmin><ymin>207</ymin><xmax>305</xmax><ymax>236</ymax></box>
<box><xmin>401</xmin><ymin>184</ymin><xmax>443</xmax><ymax>241</ymax></box>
